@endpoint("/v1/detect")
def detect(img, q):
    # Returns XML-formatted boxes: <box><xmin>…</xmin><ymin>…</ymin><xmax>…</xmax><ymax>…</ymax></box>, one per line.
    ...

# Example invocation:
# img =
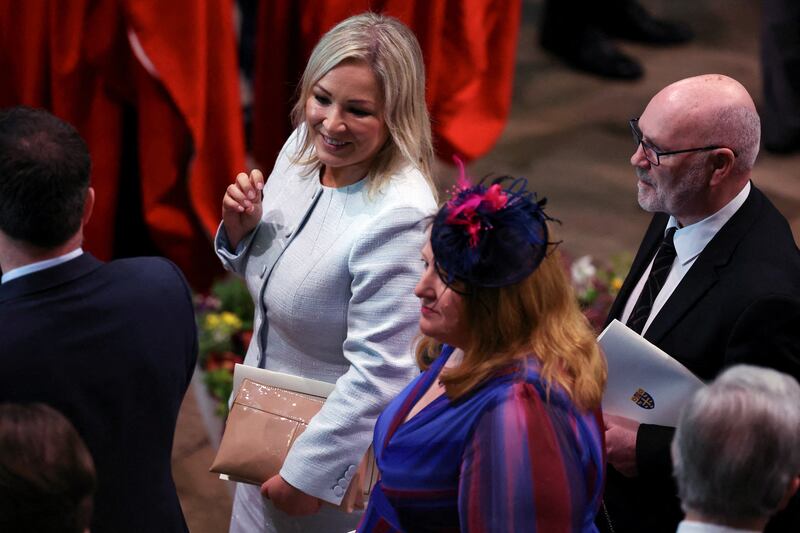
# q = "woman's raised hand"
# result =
<box><xmin>222</xmin><ymin>169</ymin><xmax>265</xmax><ymax>249</ymax></box>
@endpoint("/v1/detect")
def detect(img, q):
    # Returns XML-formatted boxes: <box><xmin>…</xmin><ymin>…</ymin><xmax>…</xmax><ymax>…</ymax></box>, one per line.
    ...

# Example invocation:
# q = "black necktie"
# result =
<box><xmin>627</xmin><ymin>227</ymin><xmax>677</xmax><ymax>334</ymax></box>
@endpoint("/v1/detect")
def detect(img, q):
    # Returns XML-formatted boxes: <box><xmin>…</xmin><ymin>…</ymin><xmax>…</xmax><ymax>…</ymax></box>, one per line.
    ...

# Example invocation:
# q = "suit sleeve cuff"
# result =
<box><xmin>214</xmin><ymin>222</ymin><xmax>259</xmax><ymax>265</ymax></box>
<box><xmin>280</xmin><ymin>461</ymin><xmax>358</xmax><ymax>506</ymax></box>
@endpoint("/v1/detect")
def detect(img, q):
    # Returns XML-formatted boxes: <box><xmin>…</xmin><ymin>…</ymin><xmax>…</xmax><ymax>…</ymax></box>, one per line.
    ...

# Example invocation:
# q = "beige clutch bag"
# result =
<box><xmin>209</xmin><ymin>368</ymin><xmax>377</xmax><ymax>512</ymax></box>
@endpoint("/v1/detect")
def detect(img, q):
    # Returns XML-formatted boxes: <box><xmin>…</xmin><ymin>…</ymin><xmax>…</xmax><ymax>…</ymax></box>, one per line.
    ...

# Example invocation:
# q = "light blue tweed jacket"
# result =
<box><xmin>215</xmin><ymin>130</ymin><xmax>436</xmax><ymax>518</ymax></box>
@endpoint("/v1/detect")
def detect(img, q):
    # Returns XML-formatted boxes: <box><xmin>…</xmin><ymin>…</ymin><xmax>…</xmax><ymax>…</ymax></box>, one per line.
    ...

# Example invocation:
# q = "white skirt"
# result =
<box><xmin>229</xmin><ymin>482</ymin><xmax>363</xmax><ymax>533</ymax></box>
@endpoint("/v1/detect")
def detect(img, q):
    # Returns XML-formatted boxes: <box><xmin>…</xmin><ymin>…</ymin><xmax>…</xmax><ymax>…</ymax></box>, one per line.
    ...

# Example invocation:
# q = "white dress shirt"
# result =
<box><xmin>621</xmin><ymin>182</ymin><xmax>751</xmax><ymax>335</ymax></box>
<box><xmin>676</xmin><ymin>519</ymin><xmax>760</xmax><ymax>533</ymax></box>
<box><xmin>1</xmin><ymin>247</ymin><xmax>83</xmax><ymax>284</ymax></box>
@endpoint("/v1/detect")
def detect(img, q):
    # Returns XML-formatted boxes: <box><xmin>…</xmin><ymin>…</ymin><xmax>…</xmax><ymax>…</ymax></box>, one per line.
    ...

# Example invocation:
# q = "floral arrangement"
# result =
<box><xmin>567</xmin><ymin>253</ymin><xmax>631</xmax><ymax>332</ymax></box>
<box><xmin>195</xmin><ymin>277</ymin><xmax>254</xmax><ymax>417</ymax></box>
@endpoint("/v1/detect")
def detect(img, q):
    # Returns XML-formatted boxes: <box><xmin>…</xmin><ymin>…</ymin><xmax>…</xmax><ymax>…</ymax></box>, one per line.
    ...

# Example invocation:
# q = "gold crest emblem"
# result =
<box><xmin>631</xmin><ymin>388</ymin><xmax>655</xmax><ymax>410</ymax></box>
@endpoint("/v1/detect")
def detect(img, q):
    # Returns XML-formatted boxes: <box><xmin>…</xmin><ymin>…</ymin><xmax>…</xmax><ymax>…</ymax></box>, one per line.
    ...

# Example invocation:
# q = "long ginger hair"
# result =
<box><xmin>416</xmin><ymin>247</ymin><xmax>606</xmax><ymax>411</ymax></box>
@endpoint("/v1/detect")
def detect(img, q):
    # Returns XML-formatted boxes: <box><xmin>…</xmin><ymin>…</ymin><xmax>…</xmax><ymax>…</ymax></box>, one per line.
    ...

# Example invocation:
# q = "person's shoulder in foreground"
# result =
<box><xmin>0</xmin><ymin>105</ymin><xmax>195</xmax><ymax>533</ymax></box>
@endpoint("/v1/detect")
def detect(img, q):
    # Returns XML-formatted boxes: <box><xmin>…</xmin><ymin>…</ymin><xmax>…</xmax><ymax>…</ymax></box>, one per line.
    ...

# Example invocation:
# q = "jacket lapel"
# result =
<box><xmin>255</xmin><ymin>184</ymin><xmax>323</xmax><ymax>368</ymax></box>
<box><xmin>643</xmin><ymin>185</ymin><xmax>762</xmax><ymax>345</ymax></box>
<box><xmin>0</xmin><ymin>253</ymin><xmax>103</xmax><ymax>303</ymax></box>
<box><xmin>642</xmin><ymin>257</ymin><xmax>719</xmax><ymax>345</ymax></box>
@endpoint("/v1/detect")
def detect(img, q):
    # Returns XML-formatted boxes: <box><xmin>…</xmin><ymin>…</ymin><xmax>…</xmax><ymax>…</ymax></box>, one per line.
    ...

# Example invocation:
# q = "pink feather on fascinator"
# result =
<box><xmin>431</xmin><ymin>157</ymin><xmax>554</xmax><ymax>289</ymax></box>
<box><xmin>445</xmin><ymin>157</ymin><xmax>508</xmax><ymax>247</ymax></box>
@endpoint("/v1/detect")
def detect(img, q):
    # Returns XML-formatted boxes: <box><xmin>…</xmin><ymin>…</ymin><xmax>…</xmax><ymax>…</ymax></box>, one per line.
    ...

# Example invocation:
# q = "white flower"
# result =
<box><xmin>571</xmin><ymin>255</ymin><xmax>597</xmax><ymax>289</ymax></box>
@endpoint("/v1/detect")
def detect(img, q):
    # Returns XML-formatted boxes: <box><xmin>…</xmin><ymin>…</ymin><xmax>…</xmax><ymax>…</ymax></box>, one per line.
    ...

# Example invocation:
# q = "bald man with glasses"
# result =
<box><xmin>598</xmin><ymin>74</ymin><xmax>800</xmax><ymax>533</ymax></box>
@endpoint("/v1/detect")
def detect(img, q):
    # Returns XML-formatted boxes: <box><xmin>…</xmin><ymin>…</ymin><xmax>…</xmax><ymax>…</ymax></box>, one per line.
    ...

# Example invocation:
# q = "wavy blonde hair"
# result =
<box><xmin>416</xmin><ymin>248</ymin><xmax>607</xmax><ymax>410</ymax></box>
<box><xmin>290</xmin><ymin>12</ymin><xmax>435</xmax><ymax>196</ymax></box>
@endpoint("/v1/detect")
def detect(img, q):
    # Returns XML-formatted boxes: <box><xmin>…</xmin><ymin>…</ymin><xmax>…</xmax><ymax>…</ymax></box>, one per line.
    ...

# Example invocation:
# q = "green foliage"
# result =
<box><xmin>194</xmin><ymin>275</ymin><xmax>253</xmax><ymax>418</ymax></box>
<box><xmin>210</xmin><ymin>277</ymin><xmax>255</xmax><ymax>330</ymax></box>
<box><xmin>197</xmin><ymin>310</ymin><xmax>244</xmax><ymax>363</ymax></box>
<box><xmin>203</xmin><ymin>369</ymin><xmax>234</xmax><ymax>418</ymax></box>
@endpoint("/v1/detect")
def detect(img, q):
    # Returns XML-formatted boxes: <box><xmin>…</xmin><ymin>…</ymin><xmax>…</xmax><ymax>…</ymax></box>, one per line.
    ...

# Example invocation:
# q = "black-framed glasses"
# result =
<box><xmin>629</xmin><ymin>118</ymin><xmax>731</xmax><ymax>166</ymax></box>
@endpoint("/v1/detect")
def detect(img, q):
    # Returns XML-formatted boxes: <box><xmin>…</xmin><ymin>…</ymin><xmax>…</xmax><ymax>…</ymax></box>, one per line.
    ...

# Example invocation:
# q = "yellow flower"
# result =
<box><xmin>220</xmin><ymin>311</ymin><xmax>243</xmax><ymax>330</ymax></box>
<box><xmin>205</xmin><ymin>313</ymin><xmax>221</xmax><ymax>329</ymax></box>
<box><xmin>611</xmin><ymin>277</ymin><xmax>623</xmax><ymax>292</ymax></box>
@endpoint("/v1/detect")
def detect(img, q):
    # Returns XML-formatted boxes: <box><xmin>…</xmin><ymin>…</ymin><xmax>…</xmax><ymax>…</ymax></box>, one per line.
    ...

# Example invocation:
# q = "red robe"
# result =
<box><xmin>251</xmin><ymin>0</ymin><xmax>521</xmax><ymax>169</ymax></box>
<box><xmin>0</xmin><ymin>0</ymin><xmax>245</xmax><ymax>288</ymax></box>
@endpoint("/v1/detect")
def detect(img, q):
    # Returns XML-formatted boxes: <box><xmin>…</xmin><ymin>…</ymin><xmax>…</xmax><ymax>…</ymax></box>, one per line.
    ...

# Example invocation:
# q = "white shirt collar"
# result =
<box><xmin>1</xmin><ymin>248</ymin><xmax>84</xmax><ymax>284</ymax></box>
<box><xmin>677</xmin><ymin>519</ymin><xmax>760</xmax><ymax>533</ymax></box>
<box><xmin>667</xmin><ymin>181</ymin><xmax>751</xmax><ymax>266</ymax></box>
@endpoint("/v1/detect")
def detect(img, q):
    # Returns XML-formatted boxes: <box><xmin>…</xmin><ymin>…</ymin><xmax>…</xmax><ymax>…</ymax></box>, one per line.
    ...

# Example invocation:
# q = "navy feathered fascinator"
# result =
<box><xmin>431</xmin><ymin>158</ymin><xmax>554</xmax><ymax>289</ymax></box>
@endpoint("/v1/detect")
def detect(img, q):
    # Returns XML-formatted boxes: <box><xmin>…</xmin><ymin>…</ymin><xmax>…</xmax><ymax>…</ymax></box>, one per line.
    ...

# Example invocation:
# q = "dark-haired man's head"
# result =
<box><xmin>0</xmin><ymin>106</ymin><xmax>92</xmax><ymax>250</ymax></box>
<box><xmin>0</xmin><ymin>402</ymin><xmax>96</xmax><ymax>533</ymax></box>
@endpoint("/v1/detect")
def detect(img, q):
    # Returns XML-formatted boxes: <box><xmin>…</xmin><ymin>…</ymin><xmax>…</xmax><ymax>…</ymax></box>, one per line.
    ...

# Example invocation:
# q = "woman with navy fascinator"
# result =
<box><xmin>358</xmin><ymin>162</ymin><xmax>608</xmax><ymax>532</ymax></box>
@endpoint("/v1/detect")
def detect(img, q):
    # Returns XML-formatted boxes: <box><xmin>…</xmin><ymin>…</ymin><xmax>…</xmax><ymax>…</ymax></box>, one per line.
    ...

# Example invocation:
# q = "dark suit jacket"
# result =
<box><xmin>0</xmin><ymin>253</ymin><xmax>197</xmax><ymax>533</ymax></box>
<box><xmin>600</xmin><ymin>185</ymin><xmax>800</xmax><ymax>533</ymax></box>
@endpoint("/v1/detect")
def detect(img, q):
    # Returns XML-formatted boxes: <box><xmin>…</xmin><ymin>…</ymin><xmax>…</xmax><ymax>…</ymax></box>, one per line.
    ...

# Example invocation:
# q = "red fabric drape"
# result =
<box><xmin>0</xmin><ymin>0</ymin><xmax>245</xmax><ymax>288</ymax></box>
<box><xmin>1</xmin><ymin>0</ymin><xmax>126</xmax><ymax>261</ymax></box>
<box><xmin>251</xmin><ymin>0</ymin><xmax>521</xmax><ymax>170</ymax></box>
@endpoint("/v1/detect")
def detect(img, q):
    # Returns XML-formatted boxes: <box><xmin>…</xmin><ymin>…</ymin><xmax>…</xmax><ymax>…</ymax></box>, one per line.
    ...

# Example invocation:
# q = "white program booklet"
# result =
<box><xmin>598</xmin><ymin>319</ymin><xmax>705</xmax><ymax>427</ymax></box>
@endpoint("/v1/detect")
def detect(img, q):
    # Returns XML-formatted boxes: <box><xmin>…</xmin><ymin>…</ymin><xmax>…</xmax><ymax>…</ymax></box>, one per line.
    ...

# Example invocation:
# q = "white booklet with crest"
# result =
<box><xmin>598</xmin><ymin>319</ymin><xmax>705</xmax><ymax>427</ymax></box>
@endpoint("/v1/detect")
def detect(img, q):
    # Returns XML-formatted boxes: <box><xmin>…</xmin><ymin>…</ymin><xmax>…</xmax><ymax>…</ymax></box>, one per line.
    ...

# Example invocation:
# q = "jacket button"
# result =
<box><xmin>333</xmin><ymin>485</ymin><xmax>344</xmax><ymax>497</ymax></box>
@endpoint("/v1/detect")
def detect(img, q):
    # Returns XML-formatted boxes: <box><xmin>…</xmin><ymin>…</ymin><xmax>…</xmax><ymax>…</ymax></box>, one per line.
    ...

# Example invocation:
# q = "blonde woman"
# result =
<box><xmin>359</xmin><ymin>173</ymin><xmax>607</xmax><ymax>532</ymax></box>
<box><xmin>216</xmin><ymin>13</ymin><xmax>437</xmax><ymax>533</ymax></box>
